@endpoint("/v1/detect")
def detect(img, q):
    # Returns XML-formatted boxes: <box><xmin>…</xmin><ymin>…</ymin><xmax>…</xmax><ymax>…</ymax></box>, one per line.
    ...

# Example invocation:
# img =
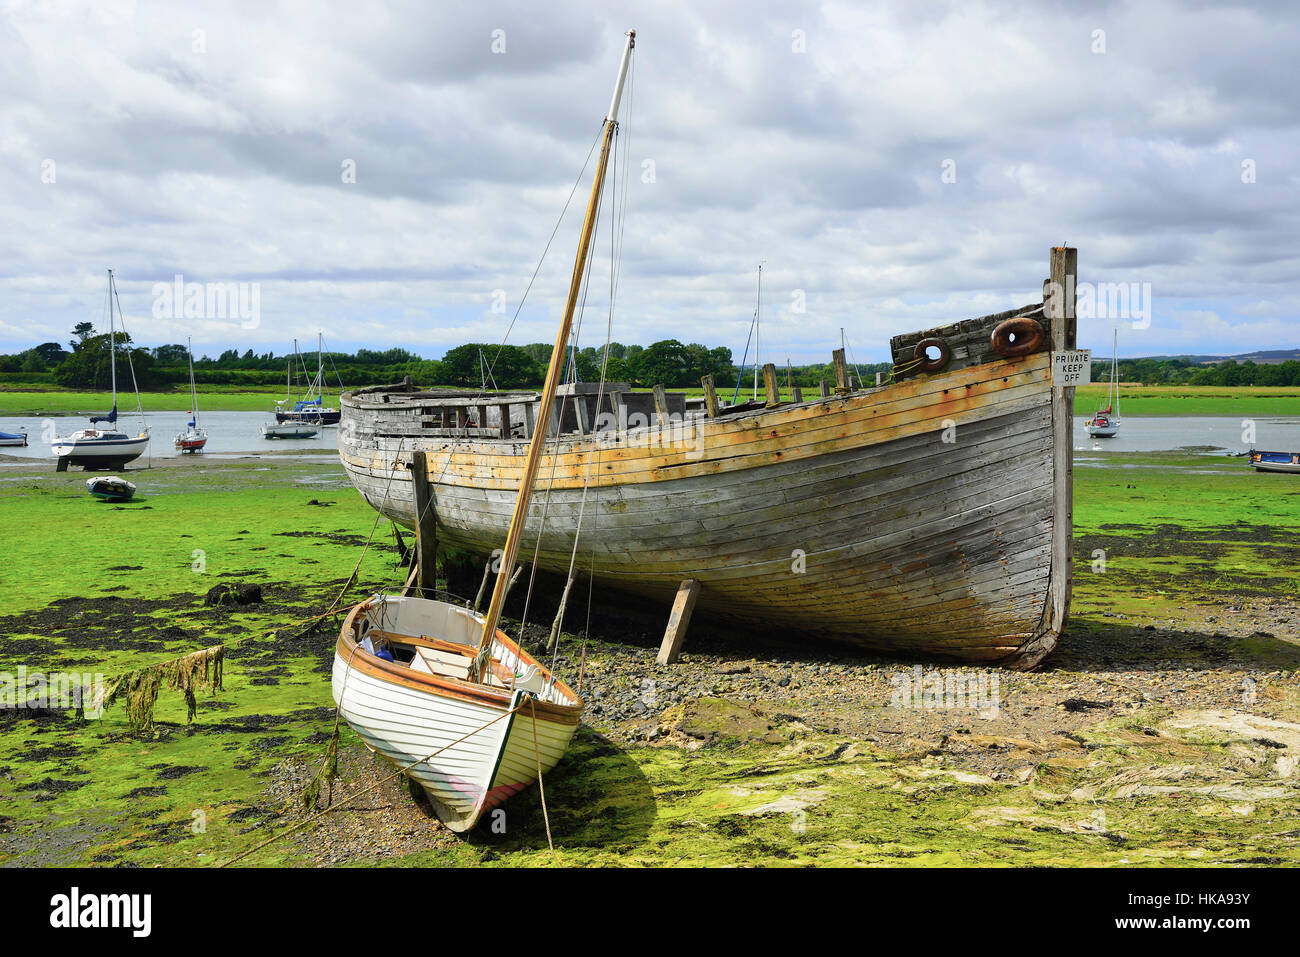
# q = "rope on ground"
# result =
<box><xmin>529</xmin><ymin>697</ymin><xmax>554</xmax><ymax>853</ymax></box>
<box><xmin>220</xmin><ymin>701</ymin><xmax>527</xmax><ymax>867</ymax></box>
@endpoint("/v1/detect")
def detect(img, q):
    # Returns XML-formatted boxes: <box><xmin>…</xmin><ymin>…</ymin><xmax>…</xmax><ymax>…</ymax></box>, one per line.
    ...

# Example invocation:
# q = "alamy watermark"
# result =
<box><xmin>1047</xmin><ymin>276</ymin><xmax>1153</xmax><ymax>329</ymax></box>
<box><xmin>889</xmin><ymin>665</ymin><xmax>1000</xmax><ymax>718</ymax></box>
<box><xmin>1</xmin><ymin>667</ymin><xmax>107</xmax><ymax>719</ymax></box>
<box><xmin>152</xmin><ymin>274</ymin><xmax>261</xmax><ymax>329</ymax></box>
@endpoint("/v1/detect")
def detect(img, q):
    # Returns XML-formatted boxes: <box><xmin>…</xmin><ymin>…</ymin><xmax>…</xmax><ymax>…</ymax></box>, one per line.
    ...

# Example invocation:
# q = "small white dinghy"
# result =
<box><xmin>333</xmin><ymin>596</ymin><xmax>582</xmax><ymax>832</ymax></box>
<box><xmin>332</xmin><ymin>29</ymin><xmax>636</xmax><ymax>833</ymax></box>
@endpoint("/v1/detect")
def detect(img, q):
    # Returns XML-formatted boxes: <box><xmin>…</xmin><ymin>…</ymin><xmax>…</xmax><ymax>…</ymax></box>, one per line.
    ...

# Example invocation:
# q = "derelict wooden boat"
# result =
<box><xmin>86</xmin><ymin>475</ymin><xmax>137</xmax><ymax>502</ymax></box>
<box><xmin>1247</xmin><ymin>450</ymin><xmax>1300</xmax><ymax>474</ymax></box>
<box><xmin>332</xmin><ymin>596</ymin><xmax>582</xmax><ymax>831</ymax></box>
<box><xmin>332</xmin><ymin>30</ymin><xmax>636</xmax><ymax>829</ymax></box>
<box><xmin>340</xmin><ymin>246</ymin><xmax>1080</xmax><ymax>669</ymax></box>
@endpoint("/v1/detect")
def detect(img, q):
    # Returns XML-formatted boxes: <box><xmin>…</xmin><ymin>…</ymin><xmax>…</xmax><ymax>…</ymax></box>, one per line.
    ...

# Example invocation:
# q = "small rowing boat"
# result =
<box><xmin>333</xmin><ymin>596</ymin><xmax>582</xmax><ymax>831</ymax></box>
<box><xmin>0</xmin><ymin>430</ymin><xmax>27</xmax><ymax>447</ymax></box>
<box><xmin>332</xmin><ymin>29</ymin><xmax>639</xmax><ymax>830</ymax></box>
<box><xmin>86</xmin><ymin>475</ymin><xmax>137</xmax><ymax>502</ymax></box>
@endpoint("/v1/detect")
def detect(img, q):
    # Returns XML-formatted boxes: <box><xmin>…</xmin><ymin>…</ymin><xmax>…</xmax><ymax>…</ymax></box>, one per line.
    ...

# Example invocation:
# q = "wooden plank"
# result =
<box><xmin>791</xmin><ymin>385</ymin><xmax>803</xmax><ymax>403</ymax></box>
<box><xmin>409</xmin><ymin>449</ymin><xmax>437</xmax><ymax>597</ymax></box>
<box><xmin>656</xmin><ymin>579</ymin><xmax>700</xmax><ymax>665</ymax></box>
<box><xmin>819</xmin><ymin>381</ymin><xmax>829</xmax><ymax>398</ymax></box>
<box><xmin>700</xmin><ymin>374</ymin><xmax>719</xmax><ymax>417</ymax></box>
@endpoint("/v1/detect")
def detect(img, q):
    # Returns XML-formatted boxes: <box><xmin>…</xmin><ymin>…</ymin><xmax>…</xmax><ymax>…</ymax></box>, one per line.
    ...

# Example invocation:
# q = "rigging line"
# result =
<box><xmin>842</xmin><ymin>329</ymin><xmax>865</xmax><ymax>391</ymax></box>
<box><xmin>480</xmin><ymin>124</ymin><xmax>604</xmax><ymax>394</ymax></box>
<box><xmin>552</xmin><ymin>120</ymin><xmax>627</xmax><ymax>674</ymax></box>
<box><xmin>110</xmin><ymin>277</ymin><xmax>147</xmax><ymax>431</ymax></box>
<box><xmin>515</xmin><ymin>154</ymin><xmax>608</xmax><ymax>639</ymax></box>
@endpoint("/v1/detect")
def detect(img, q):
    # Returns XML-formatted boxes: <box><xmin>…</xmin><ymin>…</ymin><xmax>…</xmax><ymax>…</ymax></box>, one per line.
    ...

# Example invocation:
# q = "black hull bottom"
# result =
<box><xmin>276</xmin><ymin>411</ymin><xmax>340</xmax><ymax>425</ymax></box>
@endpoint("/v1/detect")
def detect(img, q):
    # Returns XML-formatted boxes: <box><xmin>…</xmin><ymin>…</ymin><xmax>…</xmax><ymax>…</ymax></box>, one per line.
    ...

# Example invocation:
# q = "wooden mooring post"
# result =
<box><xmin>656</xmin><ymin>579</ymin><xmax>700</xmax><ymax>665</ymax></box>
<box><xmin>761</xmin><ymin>363</ymin><xmax>781</xmax><ymax>408</ymax></box>
<box><xmin>409</xmin><ymin>450</ymin><xmax>437</xmax><ymax>597</ymax></box>
<box><xmin>832</xmin><ymin>348</ymin><xmax>850</xmax><ymax>395</ymax></box>
<box><xmin>700</xmin><ymin>374</ymin><xmax>719</xmax><ymax>417</ymax></box>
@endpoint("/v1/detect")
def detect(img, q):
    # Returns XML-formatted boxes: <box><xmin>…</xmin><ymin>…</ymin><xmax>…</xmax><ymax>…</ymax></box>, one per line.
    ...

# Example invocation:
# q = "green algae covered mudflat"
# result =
<box><xmin>0</xmin><ymin>450</ymin><xmax>1296</xmax><ymax>866</ymax></box>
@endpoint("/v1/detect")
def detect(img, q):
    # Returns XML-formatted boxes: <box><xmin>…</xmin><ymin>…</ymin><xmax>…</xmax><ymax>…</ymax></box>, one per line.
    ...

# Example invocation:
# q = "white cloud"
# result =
<box><xmin>0</xmin><ymin>0</ymin><xmax>1296</xmax><ymax>363</ymax></box>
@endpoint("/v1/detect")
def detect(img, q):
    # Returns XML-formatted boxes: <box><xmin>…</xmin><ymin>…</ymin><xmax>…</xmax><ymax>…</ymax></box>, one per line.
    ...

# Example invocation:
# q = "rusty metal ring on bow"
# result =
<box><xmin>990</xmin><ymin>317</ymin><xmax>1045</xmax><ymax>358</ymax></box>
<box><xmin>912</xmin><ymin>337</ymin><xmax>951</xmax><ymax>373</ymax></box>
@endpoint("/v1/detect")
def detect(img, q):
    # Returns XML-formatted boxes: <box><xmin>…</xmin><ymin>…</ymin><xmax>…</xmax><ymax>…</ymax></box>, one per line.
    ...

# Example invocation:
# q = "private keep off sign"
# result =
<box><xmin>1051</xmin><ymin>350</ymin><xmax>1092</xmax><ymax>386</ymax></box>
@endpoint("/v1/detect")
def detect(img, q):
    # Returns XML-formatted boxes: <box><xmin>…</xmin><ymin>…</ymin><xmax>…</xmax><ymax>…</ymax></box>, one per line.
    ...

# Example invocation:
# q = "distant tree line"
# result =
<box><xmin>1093</xmin><ymin>357</ymin><xmax>1300</xmax><ymax>387</ymax></box>
<box><xmin>2</xmin><ymin>325</ymin><xmax>1297</xmax><ymax>391</ymax></box>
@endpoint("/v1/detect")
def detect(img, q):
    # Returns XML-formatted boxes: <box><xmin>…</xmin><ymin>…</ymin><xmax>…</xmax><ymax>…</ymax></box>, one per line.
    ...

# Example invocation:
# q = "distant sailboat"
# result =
<box><xmin>275</xmin><ymin>334</ymin><xmax>341</xmax><ymax>425</ymax></box>
<box><xmin>52</xmin><ymin>270</ymin><xmax>151</xmax><ymax>469</ymax></box>
<box><xmin>173</xmin><ymin>337</ymin><xmax>208</xmax><ymax>453</ymax></box>
<box><xmin>1085</xmin><ymin>328</ymin><xmax>1121</xmax><ymax>438</ymax></box>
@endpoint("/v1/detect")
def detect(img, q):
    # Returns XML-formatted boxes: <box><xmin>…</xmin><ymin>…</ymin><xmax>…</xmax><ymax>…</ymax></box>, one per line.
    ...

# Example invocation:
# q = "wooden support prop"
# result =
<box><xmin>472</xmin><ymin>555</ymin><xmax>492</xmax><ymax>611</ymax></box>
<box><xmin>522</xmin><ymin>402</ymin><xmax>536</xmax><ymax>439</ymax></box>
<box><xmin>700</xmin><ymin>374</ymin><xmax>719</xmax><ymax>417</ymax></box>
<box><xmin>832</xmin><ymin>348</ymin><xmax>850</xmax><ymax>394</ymax></box>
<box><xmin>55</xmin><ymin>456</ymin><xmax>69</xmax><ymax>473</ymax></box>
<box><xmin>656</xmin><ymin>579</ymin><xmax>700</xmax><ymax>665</ymax></box>
<box><xmin>761</xmin><ymin>363</ymin><xmax>781</xmax><ymax>407</ymax></box>
<box><xmin>819</xmin><ymin>380</ymin><xmax>830</xmax><ymax>398</ymax></box>
<box><xmin>409</xmin><ymin>450</ymin><xmax>437</xmax><ymax>597</ymax></box>
<box><xmin>652</xmin><ymin>384</ymin><xmax>670</xmax><ymax>426</ymax></box>
<box><xmin>497</xmin><ymin>404</ymin><xmax>511</xmax><ymax>439</ymax></box>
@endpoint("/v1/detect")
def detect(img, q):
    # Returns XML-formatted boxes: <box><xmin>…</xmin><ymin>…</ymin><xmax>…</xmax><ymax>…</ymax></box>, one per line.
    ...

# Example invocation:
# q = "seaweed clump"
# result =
<box><xmin>99</xmin><ymin>645</ymin><xmax>225</xmax><ymax>732</ymax></box>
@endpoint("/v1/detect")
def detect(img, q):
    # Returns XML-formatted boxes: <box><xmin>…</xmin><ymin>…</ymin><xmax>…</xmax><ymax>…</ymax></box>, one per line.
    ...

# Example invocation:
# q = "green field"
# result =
<box><xmin>1073</xmin><ymin>384</ymin><xmax>1300</xmax><ymax>417</ymax></box>
<box><xmin>3</xmin><ymin>383</ymin><xmax>1299</xmax><ymax>417</ymax></box>
<box><xmin>0</xmin><ymin>388</ymin><xmax>284</xmax><ymax>415</ymax></box>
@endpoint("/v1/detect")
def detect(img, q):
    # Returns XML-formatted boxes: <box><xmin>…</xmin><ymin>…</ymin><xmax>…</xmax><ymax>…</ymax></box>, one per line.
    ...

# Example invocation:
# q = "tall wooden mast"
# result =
<box><xmin>474</xmin><ymin>30</ymin><xmax>636</xmax><ymax>672</ymax></box>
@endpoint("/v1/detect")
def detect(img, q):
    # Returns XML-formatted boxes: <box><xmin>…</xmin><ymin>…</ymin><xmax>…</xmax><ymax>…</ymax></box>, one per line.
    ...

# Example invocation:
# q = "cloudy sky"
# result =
<box><xmin>1</xmin><ymin>0</ymin><xmax>1296</xmax><ymax>364</ymax></box>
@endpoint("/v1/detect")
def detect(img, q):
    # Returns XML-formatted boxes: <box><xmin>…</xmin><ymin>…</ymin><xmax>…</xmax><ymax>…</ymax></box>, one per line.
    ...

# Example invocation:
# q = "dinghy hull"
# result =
<box><xmin>332</xmin><ymin>597</ymin><xmax>581</xmax><ymax>831</ymax></box>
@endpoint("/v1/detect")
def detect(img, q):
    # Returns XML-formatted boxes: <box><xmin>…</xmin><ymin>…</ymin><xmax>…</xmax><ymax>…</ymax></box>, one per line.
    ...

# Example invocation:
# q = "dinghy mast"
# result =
<box><xmin>473</xmin><ymin>29</ymin><xmax>636</xmax><ymax>675</ymax></box>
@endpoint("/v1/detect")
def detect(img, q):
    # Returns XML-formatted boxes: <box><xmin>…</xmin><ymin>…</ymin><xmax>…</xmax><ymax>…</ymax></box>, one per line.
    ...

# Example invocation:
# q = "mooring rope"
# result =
<box><xmin>220</xmin><ymin>701</ymin><xmax>527</xmax><ymax>867</ymax></box>
<box><xmin>529</xmin><ymin>696</ymin><xmax>554</xmax><ymax>853</ymax></box>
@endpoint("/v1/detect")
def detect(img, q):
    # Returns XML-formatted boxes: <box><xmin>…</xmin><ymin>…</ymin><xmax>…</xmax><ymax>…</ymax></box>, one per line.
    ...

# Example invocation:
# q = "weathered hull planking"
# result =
<box><xmin>338</xmin><ymin>255</ymin><xmax>1078</xmax><ymax>668</ymax></box>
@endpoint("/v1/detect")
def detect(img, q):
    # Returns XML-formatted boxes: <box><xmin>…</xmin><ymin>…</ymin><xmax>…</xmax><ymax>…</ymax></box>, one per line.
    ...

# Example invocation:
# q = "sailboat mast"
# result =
<box><xmin>107</xmin><ymin>269</ymin><xmax>117</xmax><ymax>404</ymax></box>
<box><xmin>1112</xmin><ymin>327</ymin><xmax>1119</xmax><ymax>415</ymax></box>
<box><xmin>188</xmin><ymin>336</ymin><xmax>199</xmax><ymax>424</ymax></box>
<box><xmin>753</xmin><ymin>264</ymin><xmax>761</xmax><ymax>401</ymax></box>
<box><xmin>475</xmin><ymin>30</ymin><xmax>636</xmax><ymax>664</ymax></box>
